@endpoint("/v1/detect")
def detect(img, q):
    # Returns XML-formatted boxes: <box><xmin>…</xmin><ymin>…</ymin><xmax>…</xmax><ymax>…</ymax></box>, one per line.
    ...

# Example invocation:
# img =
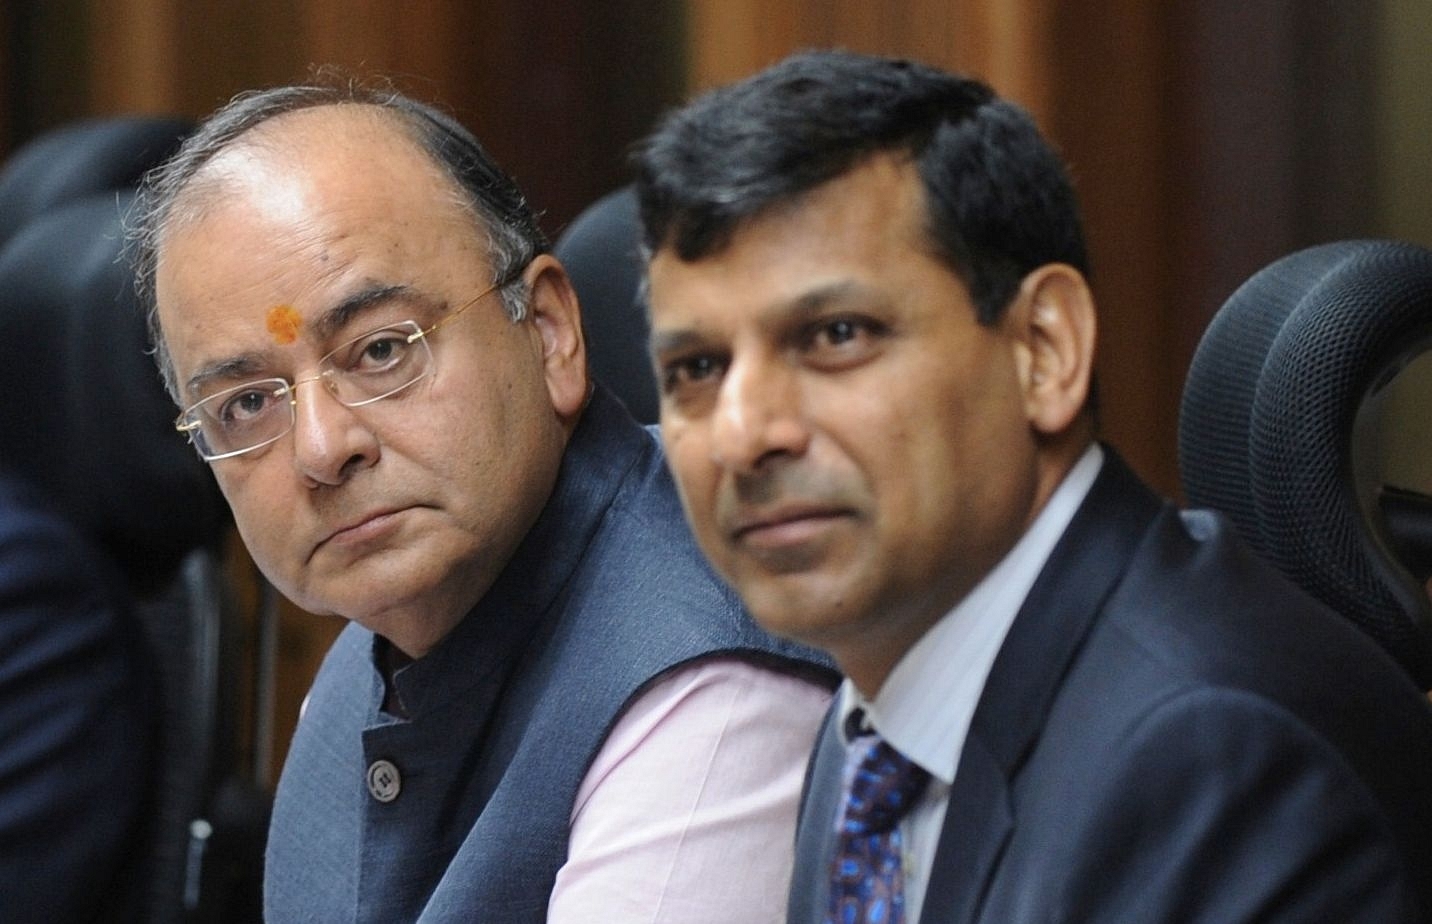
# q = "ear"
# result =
<box><xmin>1006</xmin><ymin>263</ymin><xmax>1096</xmax><ymax>436</ymax></box>
<box><xmin>524</xmin><ymin>254</ymin><xmax>589</xmax><ymax>421</ymax></box>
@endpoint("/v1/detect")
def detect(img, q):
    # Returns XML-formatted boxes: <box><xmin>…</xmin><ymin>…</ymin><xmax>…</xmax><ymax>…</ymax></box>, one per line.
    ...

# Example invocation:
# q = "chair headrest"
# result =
<box><xmin>1179</xmin><ymin>239</ymin><xmax>1432</xmax><ymax>687</ymax></box>
<box><xmin>0</xmin><ymin>191</ymin><xmax>225</xmax><ymax>595</ymax></box>
<box><xmin>554</xmin><ymin>186</ymin><xmax>657</xmax><ymax>424</ymax></box>
<box><xmin>0</xmin><ymin>116</ymin><xmax>193</xmax><ymax>251</ymax></box>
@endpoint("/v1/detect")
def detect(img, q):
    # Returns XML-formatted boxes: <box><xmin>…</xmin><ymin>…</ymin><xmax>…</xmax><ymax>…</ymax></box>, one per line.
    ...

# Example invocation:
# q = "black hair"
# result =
<box><xmin>633</xmin><ymin>49</ymin><xmax>1089</xmax><ymax>324</ymax></box>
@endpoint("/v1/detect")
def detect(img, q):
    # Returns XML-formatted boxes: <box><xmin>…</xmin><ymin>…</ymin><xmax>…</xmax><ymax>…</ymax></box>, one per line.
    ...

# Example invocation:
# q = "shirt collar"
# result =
<box><xmin>838</xmin><ymin>443</ymin><xmax>1104</xmax><ymax>783</ymax></box>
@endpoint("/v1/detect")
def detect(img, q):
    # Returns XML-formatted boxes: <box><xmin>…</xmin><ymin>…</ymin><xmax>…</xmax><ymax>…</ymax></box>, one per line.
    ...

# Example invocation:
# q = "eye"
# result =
<box><xmin>660</xmin><ymin>353</ymin><xmax>728</xmax><ymax>396</ymax></box>
<box><xmin>342</xmin><ymin>329</ymin><xmax>414</xmax><ymax>374</ymax></box>
<box><xmin>817</xmin><ymin>318</ymin><xmax>862</xmax><ymax>346</ymax></box>
<box><xmin>801</xmin><ymin>315</ymin><xmax>887</xmax><ymax>367</ymax></box>
<box><xmin>215</xmin><ymin>386</ymin><xmax>280</xmax><ymax>426</ymax></box>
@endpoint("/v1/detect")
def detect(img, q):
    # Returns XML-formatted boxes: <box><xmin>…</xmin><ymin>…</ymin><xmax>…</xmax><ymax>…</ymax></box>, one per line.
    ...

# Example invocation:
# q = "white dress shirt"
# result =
<box><xmin>836</xmin><ymin>444</ymin><xmax>1103</xmax><ymax>922</ymax></box>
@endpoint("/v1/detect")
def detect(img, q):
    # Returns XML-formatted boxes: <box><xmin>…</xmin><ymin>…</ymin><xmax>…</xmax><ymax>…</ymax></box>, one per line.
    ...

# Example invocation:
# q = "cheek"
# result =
<box><xmin>212</xmin><ymin>464</ymin><xmax>258</xmax><ymax>517</ymax></box>
<box><xmin>815</xmin><ymin>385</ymin><xmax>908</xmax><ymax>486</ymax></box>
<box><xmin>216</xmin><ymin>466</ymin><xmax>293</xmax><ymax>549</ymax></box>
<box><xmin>661</xmin><ymin>425</ymin><xmax>725</xmax><ymax>538</ymax></box>
<box><xmin>841</xmin><ymin>381</ymin><xmax>982</xmax><ymax>531</ymax></box>
<box><xmin>393</xmin><ymin>371</ymin><xmax>504</xmax><ymax>460</ymax></box>
<box><xmin>661</xmin><ymin>422</ymin><xmax>708</xmax><ymax>491</ymax></box>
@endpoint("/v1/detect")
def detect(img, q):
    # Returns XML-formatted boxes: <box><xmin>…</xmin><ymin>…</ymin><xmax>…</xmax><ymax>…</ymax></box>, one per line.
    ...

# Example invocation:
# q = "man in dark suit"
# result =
<box><xmin>634</xmin><ymin>49</ymin><xmax>1432</xmax><ymax>922</ymax></box>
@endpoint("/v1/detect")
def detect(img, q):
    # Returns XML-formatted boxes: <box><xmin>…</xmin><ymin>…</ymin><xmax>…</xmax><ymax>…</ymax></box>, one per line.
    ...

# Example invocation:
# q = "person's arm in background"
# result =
<box><xmin>0</xmin><ymin>478</ymin><xmax>154</xmax><ymax>924</ymax></box>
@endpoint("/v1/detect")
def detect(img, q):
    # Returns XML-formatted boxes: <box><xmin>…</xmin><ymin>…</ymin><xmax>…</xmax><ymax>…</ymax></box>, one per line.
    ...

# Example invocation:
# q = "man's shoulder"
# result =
<box><xmin>0</xmin><ymin>475</ymin><xmax>132</xmax><ymax>641</ymax></box>
<box><xmin>498</xmin><ymin>419</ymin><xmax>835</xmax><ymax>754</ymax></box>
<box><xmin>0</xmin><ymin>477</ymin><xmax>93</xmax><ymax>574</ymax></box>
<box><xmin>1104</xmin><ymin>501</ymin><xmax>1406</xmax><ymax>680</ymax></box>
<box><xmin>1038</xmin><ymin>493</ymin><xmax>1432</xmax><ymax>821</ymax></box>
<box><xmin>1005</xmin><ymin>461</ymin><xmax>1432</xmax><ymax>781</ymax></box>
<box><xmin>290</xmin><ymin>621</ymin><xmax>375</xmax><ymax>738</ymax></box>
<box><xmin>556</xmin><ymin>489</ymin><xmax>834</xmax><ymax>682</ymax></box>
<box><xmin>543</xmin><ymin>393</ymin><xmax>748</xmax><ymax>634</ymax></box>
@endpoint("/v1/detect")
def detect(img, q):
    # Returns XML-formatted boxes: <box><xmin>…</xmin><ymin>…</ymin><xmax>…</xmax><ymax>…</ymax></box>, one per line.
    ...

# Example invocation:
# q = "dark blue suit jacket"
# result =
<box><xmin>791</xmin><ymin>450</ymin><xmax>1432</xmax><ymax>923</ymax></box>
<box><xmin>0</xmin><ymin>473</ymin><xmax>153</xmax><ymax>922</ymax></box>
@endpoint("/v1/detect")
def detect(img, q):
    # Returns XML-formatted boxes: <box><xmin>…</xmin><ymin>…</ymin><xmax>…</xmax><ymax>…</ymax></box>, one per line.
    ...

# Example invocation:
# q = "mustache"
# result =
<box><xmin>717</xmin><ymin>463</ymin><xmax>857</xmax><ymax>528</ymax></box>
<box><xmin>734</xmin><ymin>462</ymin><xmax>835</xmax><ymax>503</ymax></box>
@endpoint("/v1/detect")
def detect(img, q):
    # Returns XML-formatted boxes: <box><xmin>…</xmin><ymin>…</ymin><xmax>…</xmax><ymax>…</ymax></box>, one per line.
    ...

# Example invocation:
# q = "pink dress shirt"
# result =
<box><xmin>548</xmin><ymin>658</ymin><xmax>833</xmax><ymax>922</ymax></box>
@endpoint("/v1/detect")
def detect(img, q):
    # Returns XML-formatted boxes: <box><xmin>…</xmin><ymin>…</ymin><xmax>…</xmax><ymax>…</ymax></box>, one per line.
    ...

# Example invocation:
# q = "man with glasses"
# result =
<box><xmin>129</xmin><ymin>85</ymin><xmax>833</xmax><ymax>922</ymax></box>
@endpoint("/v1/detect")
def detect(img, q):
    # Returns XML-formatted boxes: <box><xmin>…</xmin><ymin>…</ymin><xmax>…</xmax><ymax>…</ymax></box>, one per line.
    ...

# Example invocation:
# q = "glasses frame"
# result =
<box><xmin>176</xmin><ymin>274</ymin><xmax>516</xmax><ymax>461</ymax></box>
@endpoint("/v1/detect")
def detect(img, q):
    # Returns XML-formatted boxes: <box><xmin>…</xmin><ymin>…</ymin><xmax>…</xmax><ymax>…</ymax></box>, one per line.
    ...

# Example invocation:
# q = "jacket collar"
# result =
<box><xmin>918</xmin><ymin>446</ymin><xmax>1163</xmax><ymax>923</ymax></box>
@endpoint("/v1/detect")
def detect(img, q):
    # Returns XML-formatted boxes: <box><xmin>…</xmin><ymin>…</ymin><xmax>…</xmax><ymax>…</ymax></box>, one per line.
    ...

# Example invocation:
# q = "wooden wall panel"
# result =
<box><xmin>79</xmin><ymin>0</ymin><xmax>682</xmax><ymax>233</ymax></box>
<box><xmin>89</xmin><ymin>0</ymin><xmax>181</xmax><ymax>113</ymax></box>
<box><xmin>686</xmin><ymin>0</ymin><xmax>1054</xmax><ymax>123</ymax></box>
<box><xmin>1046</xmin><ymin>1</ymin><xmax>1177</xmax><ymax>493</ymax></box>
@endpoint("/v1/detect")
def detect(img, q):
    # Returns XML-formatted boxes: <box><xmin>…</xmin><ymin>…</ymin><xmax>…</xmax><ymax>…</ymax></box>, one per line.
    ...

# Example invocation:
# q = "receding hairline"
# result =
<box><xmin>159</xmin><ymin>101</ymin><xmax>465</xmax><ymax>235</ymax></box>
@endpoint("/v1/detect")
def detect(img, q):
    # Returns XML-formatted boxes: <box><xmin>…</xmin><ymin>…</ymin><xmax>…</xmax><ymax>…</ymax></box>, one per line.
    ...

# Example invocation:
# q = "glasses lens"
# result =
<box><xmin>323</xmin><ymin>321</ymin><xmax>434</xmax><ymax>406</ymax></box>
<box><xmin>180</xmin><ymin>321</ymin><xmax>441</xmax><ymax>461</ymax></box>
<box><xmin>185</xmin><ymin>378</ymin><xmax>293</xmax><ymax>460</ymax></box>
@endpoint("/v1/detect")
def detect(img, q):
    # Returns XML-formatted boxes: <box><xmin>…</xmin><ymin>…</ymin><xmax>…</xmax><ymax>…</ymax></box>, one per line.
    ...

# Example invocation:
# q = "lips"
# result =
<box><xmin>312</xmin><ymin>505</ymin><xmax>412</xmax><ymax>556</ymax></box>
<box><xmin>715</xmin><ymin>462</ymin><xmax>861</xmax><ymax>566</ymax></box>
<box><xmin>728</xmin><ymin>502</ymin><xmax>852</xmax><ymax>545</ymax></box>
<box><xmin>733</xmin><ymin>501</ymin><xmax>842</xmax><ymax>535</ymax></box>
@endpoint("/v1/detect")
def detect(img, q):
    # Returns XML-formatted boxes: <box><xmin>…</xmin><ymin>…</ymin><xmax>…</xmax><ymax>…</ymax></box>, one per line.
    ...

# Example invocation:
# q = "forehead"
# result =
<box><xmin>154</xmin><ymin>106</ymin><xmax>488</xmax><ymax>389</ymax></box>
<box><xmin>170</xmin><ymin>105</ymin><xmax>466</xmax><ymax>238</ymax></box>
<box><xmin>647</xmin><ymin>156</ymin><xmax>938</xmax><ymax>316</ymax></box>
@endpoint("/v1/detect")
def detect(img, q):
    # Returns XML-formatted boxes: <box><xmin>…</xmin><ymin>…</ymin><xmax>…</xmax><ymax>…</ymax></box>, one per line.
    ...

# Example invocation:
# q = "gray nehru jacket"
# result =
<box><xmin>264</xmin><ymin>385</ymin><xmax>833</xmax><ymax>922</ymax></box>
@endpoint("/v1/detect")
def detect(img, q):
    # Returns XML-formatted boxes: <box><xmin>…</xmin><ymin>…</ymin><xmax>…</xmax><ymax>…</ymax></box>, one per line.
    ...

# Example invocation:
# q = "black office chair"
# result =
<box><xmin>554</xmin><ymin>185</ymin><xmax>658</xmax><ymax>425</ymax></box>
<box><xmin>0</xmin><ymin>119</ymin><xmax>267</xmax><ymax>922</ymax></box>
<box><xmin>1179</xmin><ymin>239</ymin><xmax>1432</xmax><ymax>690</ymax></box>
<box><xmin>0</xmin><ymin>116</ymin><xmax>194</xmax><ymax>252</ymax></box>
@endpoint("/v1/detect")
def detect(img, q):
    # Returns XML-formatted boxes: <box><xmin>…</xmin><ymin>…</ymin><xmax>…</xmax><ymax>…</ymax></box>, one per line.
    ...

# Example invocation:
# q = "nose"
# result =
<box><xmin>289</xmin><ymin>376</ymin><xmax>380</xmax><ymax>486</ymax></box>
<box><xmin>710</xmin><ymin>354</ymin><xmax>810</xmax><ymax>472</ymax></box>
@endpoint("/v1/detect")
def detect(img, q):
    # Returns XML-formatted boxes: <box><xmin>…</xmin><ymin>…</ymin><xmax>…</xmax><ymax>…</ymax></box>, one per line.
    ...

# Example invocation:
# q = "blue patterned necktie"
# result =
<box><xmin>826</xmin><ymin>732</ymin><xmax>932</xmax><ymax>924</ymax></box>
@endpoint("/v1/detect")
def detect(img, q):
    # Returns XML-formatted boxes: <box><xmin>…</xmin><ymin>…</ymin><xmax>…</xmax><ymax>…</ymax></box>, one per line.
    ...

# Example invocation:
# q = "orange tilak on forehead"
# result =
<box><xmin>265</xmin><ymin>305</ymin><xmax>302</xmax><ymax>345</ymax></box>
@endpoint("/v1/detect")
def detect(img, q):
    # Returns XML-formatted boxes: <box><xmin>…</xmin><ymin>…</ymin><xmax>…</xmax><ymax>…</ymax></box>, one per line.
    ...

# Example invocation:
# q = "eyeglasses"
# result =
<box><xmin>176</xmin><ymin>277</ymin><xmax>512</xmax><ymax>461</ymax></box>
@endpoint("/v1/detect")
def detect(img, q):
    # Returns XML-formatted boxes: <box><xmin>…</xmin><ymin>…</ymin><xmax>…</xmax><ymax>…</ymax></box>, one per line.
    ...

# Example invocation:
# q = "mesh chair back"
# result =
<box><xmin>1179</xmin><ymin>239</ymin><xmax>1432</xmax><ymax>688</ymax></box>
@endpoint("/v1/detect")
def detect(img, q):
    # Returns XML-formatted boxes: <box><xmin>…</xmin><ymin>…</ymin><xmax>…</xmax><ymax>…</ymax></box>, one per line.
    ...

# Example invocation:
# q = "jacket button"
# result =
<box><xmin>366</xmin><ymin>759</ymin><xmax>401</xmax><ymax>803</ymax></box>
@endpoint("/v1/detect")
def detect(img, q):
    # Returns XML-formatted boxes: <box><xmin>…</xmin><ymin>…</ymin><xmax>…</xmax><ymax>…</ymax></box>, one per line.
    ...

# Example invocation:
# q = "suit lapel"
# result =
<box><xmin>920</xmin><ymin>449</ymin><xmax>1163</xmax><ymax>923</ymax></box>
<box><xmin>788</xmin><ymin>711</ymin><xmax>847</xmax><ymax>924</ymax></box>
<box><xmin>918</xmin><ymin>734</ymin><xmax>1011</xmax><ymax>924</ymax></box>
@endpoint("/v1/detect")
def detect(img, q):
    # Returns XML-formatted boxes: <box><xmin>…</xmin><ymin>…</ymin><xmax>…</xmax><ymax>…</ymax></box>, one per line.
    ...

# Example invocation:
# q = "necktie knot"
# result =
<box><xmin>842</xmin><ymin>735</ymin><xmax>931</xmax><ymax>837</ymax></box>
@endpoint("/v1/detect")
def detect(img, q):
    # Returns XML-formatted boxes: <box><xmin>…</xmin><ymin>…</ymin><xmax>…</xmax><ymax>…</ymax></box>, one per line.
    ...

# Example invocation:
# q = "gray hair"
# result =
<box><xmin>127</xmin><ymin>79</ymin><xmax>549</xmax><ymax>400</ymax></box>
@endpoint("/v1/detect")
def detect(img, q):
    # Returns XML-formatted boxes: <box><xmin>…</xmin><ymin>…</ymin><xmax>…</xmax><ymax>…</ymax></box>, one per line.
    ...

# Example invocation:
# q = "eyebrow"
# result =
<box><xmin>184</xmin><ymin>354</ymin><xmax>272</xmax><ymax>398</ymax></box>
<box><xmin>308</xmin><ymin>283</ymin><xmax>421</xmax><ymax>341</ymax></box>
<box><xmin>182</xmin><ymin>283</ymin><xmax>429</xmax><ymax>398</ymax></box>
<box><xmin>649</xmin><ymin>279</ymin><xmax>867</xmax><ymax>356</ymax></box>
<box><xmin>787</xmin><ymin>280</ymin><xmax>867</xmax><ymax>318</ymax></box>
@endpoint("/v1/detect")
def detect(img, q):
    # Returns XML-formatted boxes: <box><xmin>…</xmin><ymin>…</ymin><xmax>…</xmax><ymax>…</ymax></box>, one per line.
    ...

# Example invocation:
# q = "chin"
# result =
<box><xmin>278</xmin><ymin>565</ymin><xmax>392</xmax><ymax>621</ymax></box>
<box><xmin>741</xmin><ymin>584</ymin><xmax>852</xmax><ymax>645</ymax></box>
